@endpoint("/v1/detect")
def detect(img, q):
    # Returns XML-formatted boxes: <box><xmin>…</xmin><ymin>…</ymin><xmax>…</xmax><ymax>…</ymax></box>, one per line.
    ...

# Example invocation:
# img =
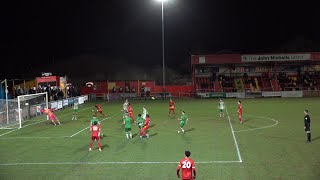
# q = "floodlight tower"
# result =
<box><xmin>155</xmin><ymin>0</ymin><xmax>168</xmax><ymax>96</ymax></box>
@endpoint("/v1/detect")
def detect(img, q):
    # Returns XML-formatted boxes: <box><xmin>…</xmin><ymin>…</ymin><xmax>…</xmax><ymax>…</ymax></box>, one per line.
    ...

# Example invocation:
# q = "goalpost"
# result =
<box><xmin>0</xmin><ymin>92</ymin><xmax>48</xmax><ymax>129</ymax></box>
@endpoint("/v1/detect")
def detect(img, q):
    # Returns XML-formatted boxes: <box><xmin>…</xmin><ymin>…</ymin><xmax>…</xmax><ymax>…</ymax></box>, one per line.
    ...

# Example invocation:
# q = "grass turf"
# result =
<box><xmin>0</xmin><ymin>98</ymin><xmax>319</xmax><ymax>179</ymax></box>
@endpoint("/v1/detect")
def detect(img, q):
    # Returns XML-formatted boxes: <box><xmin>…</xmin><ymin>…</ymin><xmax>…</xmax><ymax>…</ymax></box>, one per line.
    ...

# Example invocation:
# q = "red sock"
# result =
<box><xmin>90</xmin><ymin>142</ymin><xmax>93</xmax><ymax>148</ymax></box>
<box><xmin>240</xmin><ymin>118</ymin><xmax>242</xmax><ymax>122</ymax></box>
<box><xmin>98</xmin><ymin>141</ymin><xmax>101</xmax><ymax>148</ymax></box>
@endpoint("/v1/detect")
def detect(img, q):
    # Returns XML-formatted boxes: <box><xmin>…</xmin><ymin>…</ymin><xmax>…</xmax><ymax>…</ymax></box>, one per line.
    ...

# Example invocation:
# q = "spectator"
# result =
<box><xmin>112</xmin><ymin>87</ymin><xmax>116</xmax><ymax>93</ymax></box>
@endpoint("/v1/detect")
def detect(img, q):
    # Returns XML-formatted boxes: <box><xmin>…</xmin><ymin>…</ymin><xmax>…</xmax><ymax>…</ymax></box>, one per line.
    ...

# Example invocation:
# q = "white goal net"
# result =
<box><xmin>0</xmin><ymin>92</ymin><xmax>48</xmax><ymax>129</ymax></box>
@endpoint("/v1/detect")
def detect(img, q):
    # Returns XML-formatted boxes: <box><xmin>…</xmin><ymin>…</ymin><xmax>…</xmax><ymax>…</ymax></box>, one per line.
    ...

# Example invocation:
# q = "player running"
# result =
<box><xmin>142</xmin><ymin>106</ymin><xmax>148</xmax><ymax>120</ymax></box>
<box><xmin>238</xmin><ymin>101</ymin><xmax>243</xmax><ymax>123</ymax></box>
<box><xmin>218</xmin><ymin>99</ymin><xmax>225</xmax><ymax>118</ymax></box>
<box><xmin>123</xmin><ymin>115</ymin><xmax>133</xmax><ymax>140</ymax></box>
<box><xmin>168</xmin><ymin>99</ymin><xmax>176</xmax><ymax>116</ymax></box>
<box><xmin>178</xmin><ymin>111</ymin><xmax>188</xmax><ymax>134</ymax></box>
<box><xmin>89</xmin><ymin>121</ymin><xmax>102</xmax><ymax>152</ymax></box>
<box><xmin>177</xmin><ymin>150</ymin><xmax>196</xmax><ymax>180</ymax></box>
<box><xmin>72</xmin><ymin>102</ymin><xmax>79</xmax><ymax>120</ymax></box>
<box><xmin>136</xmin><ymin>114</ymin><xmax>145</xmax><ymax>129</ymax></box>
<box><xmin>127</xmin><ymin>103</ymin><xmax>135</xmax><ymax>122</ymax></box>
<box><xmin>39</xmin><ymin>108</ymin><xmax>61</xmax><ymax>126</ymax></box>
<box><xmin>93</xmin><ymin>104</ymin><xmax>107</xmax><ymax>118</ymax></box>
<box><xmin>140</xmin><ymin>114</ymin><xmax>150</xmax><ymax>138</ymax></box>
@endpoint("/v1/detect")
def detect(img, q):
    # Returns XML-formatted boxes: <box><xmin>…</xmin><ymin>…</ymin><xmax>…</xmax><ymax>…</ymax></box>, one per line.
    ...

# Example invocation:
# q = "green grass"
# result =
<box><xmin>0</xmin><ymin>98</ymin><xmax>320</xmax><ymax>179</ymax></box>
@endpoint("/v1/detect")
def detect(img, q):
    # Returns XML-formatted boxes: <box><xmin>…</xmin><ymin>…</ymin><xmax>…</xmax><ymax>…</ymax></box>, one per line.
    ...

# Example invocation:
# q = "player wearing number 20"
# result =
<box><xmin>177</xmin><ymin>151</ymin><xmax>196</xmax><ymax>180</ymax></box>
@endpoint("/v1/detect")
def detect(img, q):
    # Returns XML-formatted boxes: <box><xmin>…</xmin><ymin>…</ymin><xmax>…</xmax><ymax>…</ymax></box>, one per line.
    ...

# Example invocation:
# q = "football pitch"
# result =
<box><xmin>0</xmin><ymin>98</ymin><xmax>319</xmax><ymax>179</ymax></box>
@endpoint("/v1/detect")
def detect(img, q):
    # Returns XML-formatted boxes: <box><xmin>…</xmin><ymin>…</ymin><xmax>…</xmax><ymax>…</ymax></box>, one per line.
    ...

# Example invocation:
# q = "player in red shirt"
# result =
<box><xmin>237</xmin><ymin>101</ymin><xmax>243</xmax><ymax>123</ymax></box>
<box><xmin>177</xmin><ymin>151</ymin><xmax>196</xmax><ymax>180</ymax></box>
<box><xmin>93</xmin><ymin>104</ymin><xmax>107</xmax><ymax>118</ymax></box>
<box><xmin>168</xmin><ymin>99</ymin><xmax>176</xmax><ymax>116</ymax></box>
<box><xmin>127</xmin><ymin>103</ymin><xmax>135</xmax><ymax>123</ymax></box>
<box><xmin>89</xmin><ymin>121</ymin><xmax>102</xmax><ymax>152</ymax></box>
<box><xmin>39</xmin><ymin>108</ymin><xmax>61</xmax><ymax>126</ymax></box>
<box><xmin>140</xmin><ymin>114</ymin><xmax>150</xmax><ymax>138</ymax></box>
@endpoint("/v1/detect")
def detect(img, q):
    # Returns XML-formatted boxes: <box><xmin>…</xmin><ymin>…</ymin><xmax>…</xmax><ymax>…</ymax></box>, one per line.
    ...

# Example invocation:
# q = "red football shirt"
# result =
<box><xmin>177</xmin><ymin>157</ymin><xmax>196</xmax><ymax>180</ymax></box>
<box><xmin>91</xmin><ymin>125</ymin><xmax>100</xmax><ymax>137</ymax></box>
<box><xmin>238</xmin><ymin>104</ymin><xmax>243</xmax><ymax>114</ymax></box>
<box><xmin>169</xmin><ymin>101</ymin><xmax>175</xmax><ymax>107</ymax></box>
<box><xmin>95</xmin><ymin>104</ymin><xmax>102</xmax><ymax>110</ymax></box>
<box><xmin>145</xmin><ymin>117</ymin><xmax>150</xmax><ymax>126</ymax></box>
<box><xmin>128</xmin><ymin>106</ymin><xmax>133</xmax><ymax>113</ymax></box>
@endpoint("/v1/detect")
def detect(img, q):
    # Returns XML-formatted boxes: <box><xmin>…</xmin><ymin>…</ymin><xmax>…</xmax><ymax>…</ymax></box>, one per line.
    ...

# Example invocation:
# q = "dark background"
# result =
<box><xmin>1</xmin><ymin>0</ymin><xmax>319</xmax><ymax>81</ymax></box>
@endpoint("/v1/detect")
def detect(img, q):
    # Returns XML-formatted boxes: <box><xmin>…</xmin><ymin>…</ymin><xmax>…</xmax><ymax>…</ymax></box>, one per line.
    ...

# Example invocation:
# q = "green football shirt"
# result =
<box><xmin>124</xmin><ymin>117</ymin><xmax>132</xmax><ymax>128</ymax></box>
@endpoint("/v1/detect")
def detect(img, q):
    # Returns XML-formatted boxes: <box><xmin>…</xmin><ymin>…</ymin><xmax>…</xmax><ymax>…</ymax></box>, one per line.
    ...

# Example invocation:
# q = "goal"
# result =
<box><xmin>0</xmin><ymin>92</ymin><xmax>48</xmax><ymax>129</ymax></box>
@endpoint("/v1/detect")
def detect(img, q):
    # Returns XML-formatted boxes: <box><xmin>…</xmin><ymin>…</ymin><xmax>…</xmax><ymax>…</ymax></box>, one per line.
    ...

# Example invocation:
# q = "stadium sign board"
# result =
<box><xmin>245</xmin><ymin>92</ymin><xmax>263</xmax><ymax>98</ymax></box>
<box><xmin>281</xmin><ymin>91</ymin><xmax>303</xmax><ymax>97</ymax></box>
<box><xmin>209</xmin><ymin>92</ymin><xmax>226</xmax><ymax>98</ymax></box>
<box><xmin>57</xmin><ymin>101</ymin><xmax>63</xmax><ymax>109</ymax></box>
<box><xmin>226</xmin><ymin>92</ymin><xmax>245</xmax><ymax>98</ymax></box>
<box><xmin>262</xmin><ymin>91</ymin><xmax>281</xmax><ymax>97</ymax></box>
<box><xmin>241</xmin><ymin>53</ymin><xmax>310</xmax><ymax>62</ymax></box>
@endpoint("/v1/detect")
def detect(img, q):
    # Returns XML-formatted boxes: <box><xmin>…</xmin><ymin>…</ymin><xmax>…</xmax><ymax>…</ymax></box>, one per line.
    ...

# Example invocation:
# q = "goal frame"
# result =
<box><xmin>17</xmin><ymin>92</ymin><xmax>48</xmax><ymax>129</ymax></box>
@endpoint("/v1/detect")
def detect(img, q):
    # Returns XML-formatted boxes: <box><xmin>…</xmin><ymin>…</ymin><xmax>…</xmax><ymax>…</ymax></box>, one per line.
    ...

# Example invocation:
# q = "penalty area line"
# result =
<box><xmin>226</xmin><ymin>108</ymin><xmax>243</xmax><ymax>163</ymax></box>
<box><xmin>233</xmin><ymin>114</ymin><xmax>278</xmax><ymax>133</ymax></box>
<box><xmin>0</xmin><ymin>160</ymin><xmax>241</xmax><ymax>166</ymax></box>
<box><xmin>69</xmin><ymin>114</ymin><xmax>116</xmax><ymax>137</ymax></box>
<box><xmin>0</xmin><ymin>107</ymin><xmax>92</xmax><ymax>137</ymax></box>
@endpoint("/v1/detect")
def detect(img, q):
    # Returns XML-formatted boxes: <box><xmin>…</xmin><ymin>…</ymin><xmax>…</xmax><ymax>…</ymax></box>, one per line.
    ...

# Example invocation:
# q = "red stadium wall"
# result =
<box><xmin>80</xmin><ymin>81</ymin><xmax>193</xmax><ymax>96</ymax></box>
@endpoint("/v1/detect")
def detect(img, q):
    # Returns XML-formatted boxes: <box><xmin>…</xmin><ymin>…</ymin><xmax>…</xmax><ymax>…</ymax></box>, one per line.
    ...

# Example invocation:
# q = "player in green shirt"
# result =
<box><xmin>72</xmin><ymin>102</ymin><xmax>79</xmax><ymax>120</ymax></box>
<box><xmin>90</xmin><ymin>116</ymin><xmax>100</xmax><ymax>126</ymax></box>
<box><xmin>136</xmin><ymin>114</ymin><xmax>145</xmax><ymax>129</ymax></box>
<box><xmin>123</xmin><ymin>115</ymin><xmax>133</xmax><ymax>139</ymax></box>
<box><xmin>178</xmin><ymin>111</ymin><xmax>188</xmax><ymax>134</ymax></box>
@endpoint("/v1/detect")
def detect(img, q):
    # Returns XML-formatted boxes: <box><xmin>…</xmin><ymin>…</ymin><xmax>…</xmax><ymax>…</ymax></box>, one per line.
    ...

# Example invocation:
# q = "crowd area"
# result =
<box><xmin>196</xmin><ymin>71</ymin><xmax>320</xmax><ymax>92</ymax></box>
<box><xmin>13</xmin><ymin>85</ymin><xmax>79</xmax><ymax>101</ymax></box>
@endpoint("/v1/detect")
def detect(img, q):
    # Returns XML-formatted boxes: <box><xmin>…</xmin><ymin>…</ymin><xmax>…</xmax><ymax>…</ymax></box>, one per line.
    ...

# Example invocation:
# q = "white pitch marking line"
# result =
<box><xmin>0</xmin><ymin>136</ymin><xmax>70</xmax><ymax>140</ymax></box>
<box><xmin>69</xmin><ymin>114</ymin><xmax>116</xmax><ymax>137</ymax></box>
<box><xmin>226</xmin><ymin>108</ymin><xmax>243</xmax><ymax>163</ymax></box>
<box><xmin>233</xmin><ymin>114</ymin><xmax>279</xmax><ymax>133</ymax></box>
<box><xmin>0</xmin><ymin>107</ymin><xmax>92</xmax><ymax>137</ymax></box>
<box><xmin>0</xmin><ymin>160</ymin><xmax>241</xmax><ymax>166</ymax></box>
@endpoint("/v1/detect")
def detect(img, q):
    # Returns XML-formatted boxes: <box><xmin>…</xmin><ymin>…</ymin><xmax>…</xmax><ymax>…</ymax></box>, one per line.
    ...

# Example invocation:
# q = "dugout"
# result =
<box><xmin>191</xmin><ymin>52</ymin><xmax>320</xmax><ymax>94</ymax></box>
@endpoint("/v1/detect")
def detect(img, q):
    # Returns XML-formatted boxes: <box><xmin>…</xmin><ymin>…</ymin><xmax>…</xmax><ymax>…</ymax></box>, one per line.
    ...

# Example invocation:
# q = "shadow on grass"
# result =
<box><xmin>132</xmin><ymin>133</ymin><xmax>139</xmax><ymax>139</ymax></box>
<box><xmin>150</xmin><ymin>124</ymin><xmax>156</xmax><ymax>128</ymax></box>
<box><xmin>312</xmin><ymin>136</ymin><xmax>320</xmax><ymax>142</ymax></box>
<box><xmin>150</xmin><ymin>132</ymin><xmax>158</xmax><ymax>137</ymax></box>
<box><xmin>101</xmin><ymin>143</ymin><xmax>110</xmax><ymax>149</ymax></box>
<box><xmin>185</xmin><ymin>128</ymin><xmax>195</xmax><ymax>132</ymax></box>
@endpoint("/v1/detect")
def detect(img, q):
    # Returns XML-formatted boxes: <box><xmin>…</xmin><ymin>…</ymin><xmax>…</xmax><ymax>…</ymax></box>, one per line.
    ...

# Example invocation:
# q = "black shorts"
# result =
<box><xmin>305</xmin><ymin>126</ymin><xmax>310</xmax><ymax>131</ymax></box>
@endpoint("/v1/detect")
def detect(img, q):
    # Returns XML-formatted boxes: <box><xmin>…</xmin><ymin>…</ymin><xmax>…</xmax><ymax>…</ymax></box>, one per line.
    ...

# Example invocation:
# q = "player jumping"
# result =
<box><xmin>94</xmin><ymin>104</ymin><xmax>107</xmax><ymax>118</ymax></box>
<box><xmin>178</xmin><ymin>111</ymin><xmax>188</xmax><ymax>134</ymax></box>
<box><xmin>238</xmin><ymin>101</ymin><xmax>243</xmax><ymax>123</ymax></box>
<box><xmin>72</xmin><ymin>102</ymin><xmax>78</xmax><ymax>120</ymax></box>
<box><xmin>89</xmin><ymin>121</ymin><xmax>102</xmax><ymax>152</ymax></box>
<box><xmin>168</xmin><ymin>99</ymin><xmax>176</xmax><ymax>116</ymax></box>
<box><xmin>127</xmin><ymin>103</ymin><xmax>135</xmax><ymax>122</ymax></box>
<box><xmin>177</xmin><ymin>150</ymin><xmax>196</xmax><ymax>180</ymax></box>
<box><xmin>218</xmin><ymin>99</ymin><xmax>225</xmax><ymax>118</ymax></box>
<box><xmin>136</xmin><ymin>114</ymin><xmax>145</xmax><ymax>129</ymax></box>
<box><xmin>123</xmin><ymin>99</ymin><xmax>129</xmax><ymax>112</ymax></box>
<box><xmin>140</xmin><ymin>114</ymin><xmax>150</xmax><ymax>138</ymax></box>
<box><xmin>123</xmin><ymin>115</ymin><xmax>133</xmax><ymax>140</ymax></box>
<box><xmin>39</xmin><ymin>108</ymin><xmax>61</xmax><ymax>126</ymax></box>
<box><xmin>142</xmin><ymin>106</ymin><xmax>148</xmax><ymax>120</ymax></box>
<box><xmin>90</xmin><ymin>115</ymin><xmax>100</xmax><ymax>127</ymax></box>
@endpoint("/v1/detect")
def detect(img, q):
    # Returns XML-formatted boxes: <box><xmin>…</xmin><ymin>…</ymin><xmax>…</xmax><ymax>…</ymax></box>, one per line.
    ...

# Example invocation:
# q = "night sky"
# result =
<box><xmin>1</xmin><ymin>0</ymin><xmax>319</xmax><ymax>80</ymax></box>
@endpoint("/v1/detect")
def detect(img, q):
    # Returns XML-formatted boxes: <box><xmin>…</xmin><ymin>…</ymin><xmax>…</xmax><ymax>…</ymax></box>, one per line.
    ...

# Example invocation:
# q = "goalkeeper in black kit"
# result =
<box><xmin>304</xmin><ymin>110</ymin><xmax>311</xmax><ymax>143</ymax></box>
